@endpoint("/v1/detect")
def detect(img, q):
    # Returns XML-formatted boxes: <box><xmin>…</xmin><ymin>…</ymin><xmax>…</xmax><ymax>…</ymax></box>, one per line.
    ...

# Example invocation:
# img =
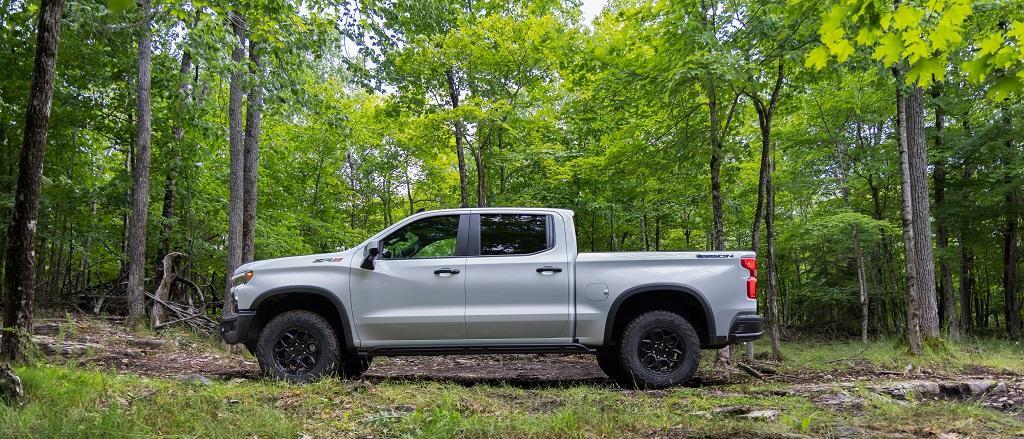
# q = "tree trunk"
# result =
<box><xmin>1</xmin><ymin>0</ymin><xmax>64</xmax><ymax>361</ymax></box>
<box><xmin>151</xmin><ymin>252</ymin><xmax>185</xmax><ymax>327</ymax></box>
<box><xmin>156</xmin><ymin>51</ymin><xmax>192</xmax><ymax>282</ymax></box>
<box><xmin>932</xmin><ymin>86</ymin><xmax>958</xmax><ymax>339</ymax></box>
<box><xmin>127</xmin><ymin>0</ymin><xmax>154</xmax><ymax>326</ymax></box>
<box><xmin>444</xmin><ymin>69</ymin><xmax>469</xmax><ymax>208</ymax></box>
<box><xmin>903</xmin><ymin>85</ymin><xmax>941</xmax><ymax>337</ymax></box>
<box><xmin>224</xmin><ymin>11</ymin><xmax>246</xmax><ymax>316</ymax></box>
<box><xmin>1004</xmin><ymin>148</ymin><xmax>1021</xmax><ymax>338</ymax></box>
<box><xmin>242</xmin><ymin>40</ymin><xmax>264</xmax><ymax>264</ymax></box>
<box><xmin>474</xmin><ymin>143</ymin><xmax>487</xmax><ymax>207</ymax></box>
<box><xmin>896</xmin><ymin>83</ymin><xmax>923</xmax><ymax>354</ymax></box>
<box><xmin>765</xmin><ymin>156</ymin><xmax>783</xmax><ymax>361</ymax></box>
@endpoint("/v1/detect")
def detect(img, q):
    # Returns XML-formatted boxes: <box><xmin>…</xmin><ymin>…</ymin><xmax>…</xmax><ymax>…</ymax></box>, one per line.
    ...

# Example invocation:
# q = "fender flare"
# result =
<box><xmin>249</xmin><ymin>286</ymin><xmax>357</xmax><ymax>353</ymax></box>
<box><xmin>603</xmin><ymin>283</ymin><xmax>716</xmax><ymax>345</ymax></box>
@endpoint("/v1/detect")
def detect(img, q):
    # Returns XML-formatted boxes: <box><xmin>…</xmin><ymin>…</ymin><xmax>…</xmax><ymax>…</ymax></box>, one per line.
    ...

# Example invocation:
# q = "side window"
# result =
<box><xmin>480</xmin><ymin>214</ymin><xmax>549</xmax><ymax>256</ymax></box>
<box><xmin>380</xmin><ymin>215</ymin><xmax>459</xmax><ymax>259</ymax></box>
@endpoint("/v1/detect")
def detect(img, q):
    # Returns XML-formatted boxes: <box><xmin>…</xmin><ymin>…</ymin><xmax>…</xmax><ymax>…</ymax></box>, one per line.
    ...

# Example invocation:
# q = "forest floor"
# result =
<box><xmin>2</xmin><ymin>314</ymin><xmax>1024</xmax><ymax>438</ymax></box>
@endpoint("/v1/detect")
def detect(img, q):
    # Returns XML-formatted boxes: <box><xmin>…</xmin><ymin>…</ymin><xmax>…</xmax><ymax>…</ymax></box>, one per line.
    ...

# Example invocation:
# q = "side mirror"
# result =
<box><xmin>361</xmin><ymin>240</ymin><xmax>381</xmax><ymax>270</ymax></box>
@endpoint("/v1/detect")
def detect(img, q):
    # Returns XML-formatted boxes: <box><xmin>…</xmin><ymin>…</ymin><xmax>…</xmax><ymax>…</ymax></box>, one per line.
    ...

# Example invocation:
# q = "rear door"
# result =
<box><xmin>350</xmin><ymin>214</ymin><xmax>469</xmax><ymax>344</ymax></box>
<box><xmin>464</xmin><ymin>212</ymin><xmax>571</xmax><ymax>340</ymax></box>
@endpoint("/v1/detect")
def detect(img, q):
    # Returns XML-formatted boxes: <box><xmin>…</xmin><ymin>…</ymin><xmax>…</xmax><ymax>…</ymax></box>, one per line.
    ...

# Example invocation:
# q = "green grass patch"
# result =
<box><xmin>2</xmin><ymin>363</ymin><xmax>1021</xmax><ymax>438</ymax></box>
<box><xmin>758</xmin><ymin>338</ymin><xmax>1024</xmax><ymax>374</ymax></box>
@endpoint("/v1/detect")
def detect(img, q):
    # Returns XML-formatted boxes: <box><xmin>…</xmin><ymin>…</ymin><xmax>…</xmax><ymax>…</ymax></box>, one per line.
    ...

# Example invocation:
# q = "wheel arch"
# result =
<box><xmin>604</xmin><ymin>284</ymin><xmax>716</xmax><ymax>347</ymax></box>
<box><xmin>248</xmin><ymin>286</ymin><xmax>356</xmax><ymax>353</ymax></box>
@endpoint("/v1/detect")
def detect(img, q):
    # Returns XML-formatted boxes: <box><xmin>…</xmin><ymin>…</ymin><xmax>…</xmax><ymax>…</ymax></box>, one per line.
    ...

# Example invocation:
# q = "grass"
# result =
<box><xmin>762</xmin><ymin>337</ymin><xmax>1024</xmax><ymax>374</ymax></box>
<box><xmin>1</xmin><ymin>338</ymin><xmax>1022</xmax><ymax>437</ymax></box>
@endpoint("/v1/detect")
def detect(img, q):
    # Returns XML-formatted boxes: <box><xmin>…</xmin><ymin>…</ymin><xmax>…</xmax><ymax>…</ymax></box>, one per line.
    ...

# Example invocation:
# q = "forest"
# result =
<box><xmin>3</xmin><ymin>0</ymin><xmax>1020</xmax><ymax>354</ymax></box>
<box><xmin>1</xmin><ymin>0</ymin><xmax>1024</xmax><ymax>436</ymax></box>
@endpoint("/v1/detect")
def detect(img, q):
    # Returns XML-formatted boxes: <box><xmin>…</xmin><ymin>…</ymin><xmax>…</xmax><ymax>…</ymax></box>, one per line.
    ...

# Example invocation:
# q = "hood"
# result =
<box><xmin>234</xmin><ymin>248</ymin><xmax>358</xmax><ymax>275</ymax></box>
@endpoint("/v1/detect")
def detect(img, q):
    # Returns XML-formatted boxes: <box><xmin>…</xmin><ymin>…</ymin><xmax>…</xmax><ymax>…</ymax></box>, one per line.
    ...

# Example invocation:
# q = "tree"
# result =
<box><xmin>126</xmin><ymin>0</ymin><xmax>154</xmax><ymax>326</ymax></box>
<box><xmin>1</xmin><ymin>0</ymin><xmax>65</xmax><ymax>361</ymax></box>
<box><xmin>242</xmin><ymin>39</ymin><xmax>264</xmax><ymax>263</ymax></box>
<box><xmin>224</xmin><ymin>11</ymin><xmax>246</xmax><ymax>316</ymax></box>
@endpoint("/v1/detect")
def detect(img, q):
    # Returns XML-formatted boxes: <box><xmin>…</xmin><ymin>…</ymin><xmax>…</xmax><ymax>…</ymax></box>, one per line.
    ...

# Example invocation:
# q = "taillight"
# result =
<box><xmin>741</xmin><ymin>257</ymin><xmax>757</xmax><ymax>299</ymax></box>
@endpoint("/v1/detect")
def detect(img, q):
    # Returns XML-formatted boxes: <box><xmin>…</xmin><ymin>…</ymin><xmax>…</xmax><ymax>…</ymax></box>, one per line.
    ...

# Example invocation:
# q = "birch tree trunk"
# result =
<box><xmin>1</xmin><ymin>0</ymin><xmax>64</xmax><ymax>361</ymax></box>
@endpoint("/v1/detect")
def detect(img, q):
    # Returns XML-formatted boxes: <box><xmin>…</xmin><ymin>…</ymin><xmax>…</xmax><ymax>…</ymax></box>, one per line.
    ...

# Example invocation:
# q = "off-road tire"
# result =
<box><xmin>617</xmin><ymin>310</ymin><xmax>701</xmax><ymax>389</ymax></box>
<box><xmin>256</xmin><ymin>310</ymin><xmax>340</xmax><ymax>383</ymax></box>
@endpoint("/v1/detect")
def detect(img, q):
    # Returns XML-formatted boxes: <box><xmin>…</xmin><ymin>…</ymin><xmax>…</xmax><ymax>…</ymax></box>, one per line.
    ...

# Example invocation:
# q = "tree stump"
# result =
<box><xmin>0</xmin><ymin>363</ymin><xmax>24</xmax><ymax>405</ymax></box>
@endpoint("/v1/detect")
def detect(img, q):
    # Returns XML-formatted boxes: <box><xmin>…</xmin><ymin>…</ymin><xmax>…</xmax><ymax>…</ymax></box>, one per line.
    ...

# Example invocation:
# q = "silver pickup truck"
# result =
<box><xmin>221</xmin><ymin>208</ymin><xmax>762</xmax><ymax>388</ymax></box>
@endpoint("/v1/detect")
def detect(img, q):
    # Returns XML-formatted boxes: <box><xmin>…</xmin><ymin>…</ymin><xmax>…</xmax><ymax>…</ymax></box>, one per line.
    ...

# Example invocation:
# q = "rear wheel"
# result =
<box><xmin>616</xmin><ymin>310</ymin><xmax>701</xmax><ymax>389</ymax></box>
<box><xmin>256</xmin><ymin>310</ymin><xmax>340</xmax><ymax>383</ymax></box>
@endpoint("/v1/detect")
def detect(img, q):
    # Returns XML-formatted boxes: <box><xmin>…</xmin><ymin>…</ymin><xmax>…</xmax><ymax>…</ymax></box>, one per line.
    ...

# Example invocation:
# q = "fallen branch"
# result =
<box><xmin>737</xmin><ymin>362</ymin><xmax>764</xmax><ymax>380</ymax></box>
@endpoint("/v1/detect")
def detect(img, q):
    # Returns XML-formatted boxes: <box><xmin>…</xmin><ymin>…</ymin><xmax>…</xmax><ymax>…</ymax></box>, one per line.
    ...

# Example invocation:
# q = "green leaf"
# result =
<box><xmin>105</xmin><ymin>0</ymin><xmax>135</xmax><ymax>13</ymax></box>
<box><xmin>963</xmin><ymin>55</ymin><xmax>990</xmax><ymax>83</ymax></box>
<box><xmin>871</xmin><ymin>33</ymin><xmax>904</xmax><ymax>65</ymax></box>
<box><xmin>806</xmin><ymin>46</ymin><xmax>829</xmax><ymax>70</ymax></box>
<box><xmin>978</xmin><ymin>33</ymin><xmax>1004</xmax><ymax>56</ymax></box>
<box><xmin>906</xmin><ymin>57</ymin><xmax>945</xmax><ymax>86</ymax></box>
<box><xmin>987</xmin><ymin>76</ymin><xmax>1023</xmax><ymax>100</ymax></box>
<box><xmin>893</xmin><ymin>5</ymin><xmax>923</xmax><ymax>30</ymax></box>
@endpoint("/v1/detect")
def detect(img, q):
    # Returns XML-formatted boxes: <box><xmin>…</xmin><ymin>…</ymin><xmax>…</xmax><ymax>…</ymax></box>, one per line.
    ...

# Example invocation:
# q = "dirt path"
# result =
<box><xmin>31</xmin><ymin>315</ymin><xmax>1024</xmax><ymax>418</ymax></box>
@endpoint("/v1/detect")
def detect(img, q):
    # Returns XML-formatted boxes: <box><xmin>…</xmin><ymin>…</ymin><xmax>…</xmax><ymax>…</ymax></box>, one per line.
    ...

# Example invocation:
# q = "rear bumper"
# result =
<box><xmin>728</xmin><ymin>313</ymin><xmax>764</xmax><ymax>343</ymax></box>
<box><xmin>220</xmin><ymin>310</ymin><xmax>256</xmax><ymax>345</ymax></box>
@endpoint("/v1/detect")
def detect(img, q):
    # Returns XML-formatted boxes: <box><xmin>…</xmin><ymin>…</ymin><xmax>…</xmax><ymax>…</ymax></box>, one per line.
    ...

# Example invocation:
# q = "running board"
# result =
<box><xmin>364</xmin><ymin>344</ymin><xmax>597</xmax><ymax>356</ymax></box>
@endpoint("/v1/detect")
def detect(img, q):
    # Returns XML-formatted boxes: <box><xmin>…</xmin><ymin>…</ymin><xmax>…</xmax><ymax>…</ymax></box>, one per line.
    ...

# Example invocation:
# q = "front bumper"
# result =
<box><xmin>220</xmin><ymin>310</ymin><xmax>256</xmax><ymax>345</ymax></box>
<box><xmin>728</xmin><ymin>313</ymin><xmax>764</xmax><ymax>343</ymax></box>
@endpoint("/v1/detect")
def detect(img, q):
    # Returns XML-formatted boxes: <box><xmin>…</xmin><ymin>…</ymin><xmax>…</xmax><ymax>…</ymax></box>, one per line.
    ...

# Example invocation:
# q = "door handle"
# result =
<box><xmin>536</xmin><ymin>266</ymin><xmax>562</xmax><ymax>274</ymax></box>
<box><xmin>434</xmin><ymin>268</ymin><xmax>461</xmax><ymax>277</ymax></box>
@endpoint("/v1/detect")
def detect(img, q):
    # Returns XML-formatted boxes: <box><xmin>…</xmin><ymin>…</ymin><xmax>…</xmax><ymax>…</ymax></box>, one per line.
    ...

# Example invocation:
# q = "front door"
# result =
<box><xmin>350</xmin><ymin>214</ymin><xmax>468</xmax><ymax>345</ymax></box>
<box><xmin>465</xmin><ymin>213</ymin><xmax>571</xmax><ymax>340</ymax></box>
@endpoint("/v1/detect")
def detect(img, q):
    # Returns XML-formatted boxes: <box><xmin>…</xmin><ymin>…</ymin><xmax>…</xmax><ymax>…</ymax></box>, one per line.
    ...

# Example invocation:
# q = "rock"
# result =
<box><xmin>0</xmin><ymin>363</ymin><xmax>24</xmax><ymax>405</ymax></box>
<box><xmin>178</xmin><ymin>374</ymin><xmax>213</xmax><ymax>385</ymax></box>
<box><xmin>228</xmin><ymin>377</ymin><xmax>248</xmax><ymax>384</ymax></box>
<box><xmin>873</xmin><ymin>380</ymin><xmax>998</xmax><ymax>401</ymax></box>
<box><xmin>34</xmin><ymin>337</ymin><xmax>103</xmax><ymax>357</ymax></box>
<box><xmin>738</xmin><ymin>409</ymin><xmax>779</xmax><ymax>421</ymax></box>
<box><xmin>816</xmin><ymin>392</ymin><xmax>865</xmax><ymax>410</ymax></box>
<box><xmin>32</xmin><ymin>323</ymin><xmax>61</xmax><ymax>336</ymax></box>
<box><xmin>126</xmin><ymin>338</ymin><xmax>169</xmax><ymax>349</ymax></box>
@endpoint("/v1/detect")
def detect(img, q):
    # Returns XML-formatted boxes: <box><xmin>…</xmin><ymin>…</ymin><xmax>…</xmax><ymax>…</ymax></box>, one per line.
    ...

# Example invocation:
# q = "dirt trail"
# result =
<box><xmin>30</xmin><ymin>315</ymin><xmax>1024</xmax><ymax>417</ymax></box>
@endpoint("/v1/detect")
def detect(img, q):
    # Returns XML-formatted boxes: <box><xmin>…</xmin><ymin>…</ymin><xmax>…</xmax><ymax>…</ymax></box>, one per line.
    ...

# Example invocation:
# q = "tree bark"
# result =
<box><xmin>931</xmin><ymin>86</ymin><xmax>958</xmax><ymax>340</ymax></box>
<box><xmin>765</xmin><ymin>156</ymin><xmax>783</xmax><ymax>361</ymax></box>
<box><xmin>224</xmin><ymin>11</ymin><xmax>246</xmax><ymax>316</ymax></box>
<box><xmin>1</xmin><ymin>0</ymin><xmax>64</xmax><ymax>361</ymax></box>
<box><xmin>242</xmin><ymin>40</ymin><xmax>264</xmax><ymax>264</ymax></box>
<box><xmin>151</xmin><ymin>252</ymin><xmax>185</xmax><ymax>327</ymax></box>
<box><xmin>896</xmin><ymin>83</ymin><xmax>923</xmax><ymax>354</ymax></box>
<box><xmin>903</xmin><ymin>85</ymin><xmax>940</xmax><ymax>337</ymax></box>
<box><xmin>126</xmin><ymin>0</ymin><xmax>154</xmax><ymax>326</ymax></box>
<box><xmin>1003</xmin><ymin>136</ymin><xmax>1021</xmax><ymax>338</ymax></box>
<box><xmin>444</xmin><ymin>69</ymin><xmax>469</xmax><ymax>208</ymax></box>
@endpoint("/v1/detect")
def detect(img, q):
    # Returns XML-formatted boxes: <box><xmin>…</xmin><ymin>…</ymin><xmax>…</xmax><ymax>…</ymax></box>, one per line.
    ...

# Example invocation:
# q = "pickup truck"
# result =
<box><xmin>221</xmin><ymin>208</ymin><xmax>762</xmax><ymax>388</ymax></box>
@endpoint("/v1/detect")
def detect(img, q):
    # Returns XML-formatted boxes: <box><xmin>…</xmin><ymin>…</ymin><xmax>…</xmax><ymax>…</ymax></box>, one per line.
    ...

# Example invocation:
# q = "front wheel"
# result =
<box><xmin>256</xmin><ymin>310</ymin><xmax>340</xmax><ymax>383</ymax></box>
<box><xmin>616</xmin><ymin>310</ymin><xmax>701</xmax><ymax>389</ymax></box>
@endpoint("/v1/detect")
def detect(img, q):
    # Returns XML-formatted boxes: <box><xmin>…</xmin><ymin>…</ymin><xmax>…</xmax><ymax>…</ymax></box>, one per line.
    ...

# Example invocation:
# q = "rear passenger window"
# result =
<box><xmin>480</xmin><ymin>214</ymin><xmax>549</xmax><ymax>255</ymax></box>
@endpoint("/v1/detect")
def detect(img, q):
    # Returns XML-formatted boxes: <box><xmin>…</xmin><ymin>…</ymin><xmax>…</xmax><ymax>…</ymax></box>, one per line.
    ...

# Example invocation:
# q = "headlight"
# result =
<box><xmin>232</xmin><ymin>271</ymin><xmax>254</xmax><ymax>288</ymax></box>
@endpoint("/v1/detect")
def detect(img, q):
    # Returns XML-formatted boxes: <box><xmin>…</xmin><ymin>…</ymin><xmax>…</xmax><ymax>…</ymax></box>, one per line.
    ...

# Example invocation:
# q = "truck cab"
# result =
<box><xmin>221</xmin><ymin>208</ymin><xmax>762</xmax><ymax>388</ymax></box>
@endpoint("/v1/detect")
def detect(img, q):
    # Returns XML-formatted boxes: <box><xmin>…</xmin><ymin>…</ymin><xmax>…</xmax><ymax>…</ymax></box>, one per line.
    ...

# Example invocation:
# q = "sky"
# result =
<box><xmin>580</xmin><ymin>0</ymin><xmax>606</xmax><ymax>25</ymax></box>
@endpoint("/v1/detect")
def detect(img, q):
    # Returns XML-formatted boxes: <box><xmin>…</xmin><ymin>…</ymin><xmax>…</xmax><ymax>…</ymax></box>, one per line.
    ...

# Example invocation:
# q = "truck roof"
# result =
<box><xmin>414</xmin><ymin>207</ymin><xmax>575</xmax><ymax>217</ymax></box>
